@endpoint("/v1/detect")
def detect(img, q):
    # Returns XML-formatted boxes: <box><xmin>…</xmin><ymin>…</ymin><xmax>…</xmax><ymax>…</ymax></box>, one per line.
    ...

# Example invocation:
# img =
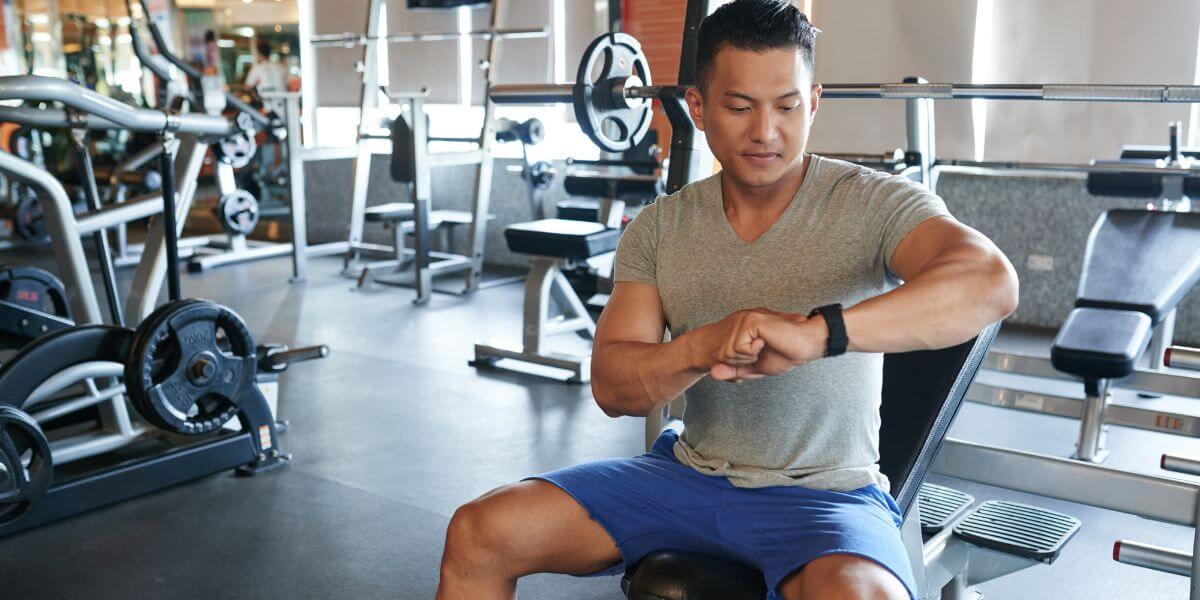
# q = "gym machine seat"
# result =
<box><xmin>556</xmin><ymin>198</ymin><xmax>606</xmax><ymax>222</ymax></box>
<box><xmin>563</xmin><ymin>172</ymin><xmax>665</xmax><ymax>200</ymax></box>
<box><xmin>504</xmin><ymin>219</ymin><xmax>621</xmax><ymax>259</ymax></box>
<box><xmin>1051</xmin><ymin>307</ymin><xmax>1152</xmax><ymax>380</ymax></box>
<box><xmin>364</xmin><ymin>202</ymin><xmax>415</xmax><ymax>222</ymax></box>
<box><xmin>1048</xmin><ymin>209</ymin><xmax>1200</xmax><ymax>461</ymax></box>
<box><xmin>472</xmin><ymin>219</ymin><xmax>622</xmax><ymax>383</ymax></box>
<box><xmin>623</xmin><ymin>325</ymin><xmax>1080</xmax><ymax>599</ymax></box>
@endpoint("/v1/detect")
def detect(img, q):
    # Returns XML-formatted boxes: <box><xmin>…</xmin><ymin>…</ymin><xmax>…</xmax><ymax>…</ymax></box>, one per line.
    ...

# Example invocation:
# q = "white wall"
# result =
<box><xmin>980</xmin><ymin>0</ymin><xmax>1200</xmax><ymax>162</ymax></box>
<box><xmin>806</xmin><ymin>0</ymin><xmax>975</xmax><ymax>158</ymax></box>
<box><xmin>807</xmin><ymin>0</ymin><xmax>1200</xmax><ymax>162</ymax></box>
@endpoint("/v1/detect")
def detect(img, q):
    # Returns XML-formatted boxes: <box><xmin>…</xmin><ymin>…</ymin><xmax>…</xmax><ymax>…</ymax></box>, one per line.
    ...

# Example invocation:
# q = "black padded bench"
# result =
<box><xmin>504</xmin><ymin>219</ymin><xmax>622</xmax><ymax>260</ymax></box>
<box><xmin>472</xmin><ymin>219</ymin><xmax>622</xmax><ymax>383</ymax></box>
<box><xmin>564</xmin><ymin>172</ymin><xmax>664</xmax><ymax>200</ymax></box>
<box><xmin>1049</xmin><ymin>208</ymin><xmax>1200</xmax><ymax>461</ymax></box>
<box><xmin>557</xmin><ymin>172</ymin><xmax>664</xmax><ymax>224</ymax></box>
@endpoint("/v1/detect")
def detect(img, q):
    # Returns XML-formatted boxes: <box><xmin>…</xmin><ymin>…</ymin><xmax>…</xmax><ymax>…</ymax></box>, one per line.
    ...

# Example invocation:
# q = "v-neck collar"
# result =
<box><xmin>717</xmin><ymin>155</ymin><xmax>820</xmax><ymax>247</ymax></box>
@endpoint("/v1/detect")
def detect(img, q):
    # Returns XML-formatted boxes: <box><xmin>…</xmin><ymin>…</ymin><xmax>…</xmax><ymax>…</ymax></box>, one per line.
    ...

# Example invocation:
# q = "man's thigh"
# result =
<box><xmin>458</xmin><ymin>480</ymin><xmax>623</xmax><ymax>575</ymax></box>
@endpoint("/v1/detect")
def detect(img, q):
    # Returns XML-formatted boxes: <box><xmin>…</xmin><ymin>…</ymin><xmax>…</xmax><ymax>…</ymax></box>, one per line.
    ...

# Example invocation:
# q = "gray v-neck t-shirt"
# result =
<box><xmin>614</xmin><ymin>155</ymin><xmax>950</xmax><ymax>491</ymax></box>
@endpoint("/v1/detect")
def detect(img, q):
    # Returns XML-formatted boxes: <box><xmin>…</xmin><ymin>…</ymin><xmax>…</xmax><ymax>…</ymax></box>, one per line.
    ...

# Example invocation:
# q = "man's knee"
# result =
<box><xmin>442</xmin><ymin>488</ymin><xmax>522</xmax><ymax>572</ymax></box>
<box><xmin>779</xmin><ymin>554</ymin><xmax>909</xmax><ymax>600</ymax></box>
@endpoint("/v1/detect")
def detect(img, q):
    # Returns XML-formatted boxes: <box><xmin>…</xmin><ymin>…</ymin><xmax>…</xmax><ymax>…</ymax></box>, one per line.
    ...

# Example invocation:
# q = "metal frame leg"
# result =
<box><xmin>1186</xmin><ymin>495</ymin><xmax>1200</xmax><ymax>600</ymax></box>
<box><xmin>472</xmin><ymin>256</ymin><xmax>594</xmax><ymax>383</ymax></box>
<box><xmin>1151</xmin><ymin>309</ymin><xmax>1177</xmax><ymax>370</ymax></box>
<box><xmin>283</xmin><ymin>94</ymin><xmax>309</xmax><ymax>282</ymax></box>
<box><xmin>1074</xmin><ymin>378</ymin><xmax>1110</xmax><ymax>463</ymax></box>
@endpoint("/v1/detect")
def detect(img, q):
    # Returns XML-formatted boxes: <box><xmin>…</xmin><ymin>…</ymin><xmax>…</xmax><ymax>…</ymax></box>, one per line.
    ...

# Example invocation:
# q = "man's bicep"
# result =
<box><xmin>594</xmin><ymin>282</ymin><xmax>667</xmax><ymax>348</ymax></box>
<box><xmin>889</xmin><ymin>216</ymin><xmax>995</xmax><ymax>281</ymax></box>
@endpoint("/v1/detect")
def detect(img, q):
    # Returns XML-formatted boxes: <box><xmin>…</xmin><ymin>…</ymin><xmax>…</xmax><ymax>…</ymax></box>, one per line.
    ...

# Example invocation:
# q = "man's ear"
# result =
<box><xmin>685</xmin><ymin>87</ymin><xmax>705</xmax><ymax>132</ymax></box>
<box><xmin>809</xmin><ymin>83</ymin><xmax>822</xmax><ymax>122</ymax></box>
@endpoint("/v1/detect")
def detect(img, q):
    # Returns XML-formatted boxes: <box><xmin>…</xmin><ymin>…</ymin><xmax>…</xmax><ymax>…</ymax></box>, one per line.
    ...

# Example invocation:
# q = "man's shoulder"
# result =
<box><xmin>813</xmin><ymin>154</ymin><xmax>930</xmax><ymax>198</ymax></box>
<box><xmin>647</xmin><ymin>172</ymin><xmax>721</xmax><ymax>217</ymax></box>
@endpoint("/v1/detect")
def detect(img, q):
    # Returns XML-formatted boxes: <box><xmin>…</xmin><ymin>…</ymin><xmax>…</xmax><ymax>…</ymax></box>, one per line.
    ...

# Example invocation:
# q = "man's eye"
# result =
<box><xmin>728</xmin><ymin>106</ymin><xmax>751</xmax><ymax>113</ymax></box>
<box><xmin>779</xmin><ymin>105</ymin><xmax>800</xmax><ymax>112</ymax></box>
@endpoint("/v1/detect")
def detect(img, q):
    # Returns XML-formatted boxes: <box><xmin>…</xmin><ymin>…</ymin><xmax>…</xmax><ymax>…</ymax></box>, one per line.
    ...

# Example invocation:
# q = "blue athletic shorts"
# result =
<box><xmin>528</xmin><ymin>430</ymin><xmax>916</xmax><ymax>600</ymax></box>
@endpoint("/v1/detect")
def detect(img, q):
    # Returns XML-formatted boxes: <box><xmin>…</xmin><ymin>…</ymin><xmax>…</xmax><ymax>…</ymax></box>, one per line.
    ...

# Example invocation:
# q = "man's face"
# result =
<box><xmin>687</xmin><ymin>46</ymin><xmax>821</xmax><ymax>191</ymax></box>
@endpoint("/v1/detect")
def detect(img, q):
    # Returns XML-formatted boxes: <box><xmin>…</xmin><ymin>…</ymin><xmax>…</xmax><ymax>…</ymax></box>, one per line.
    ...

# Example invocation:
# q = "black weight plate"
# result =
<box><xmin>122</xmin><ymin>299</ymin><xmax>207</xmax><ymax>424</ymax></box>
<box><xmin>0</xmin><ymin>265</ymin><xmax>71</xmax><ymax>319</ymax></box>
<box><xmin>0</xmin><ymin>406</ymin><xmax>51</xmax><ymax>527</ymax></box>
<box><xmin>216</xmin><ymin>190</ymin><xmax>260</xmax><ymax>236</ymax></box>
<box><xmin>125</xmin><ymin>300</ymin><xmax>256</xmax><ymax>436</ymax></box>
<box><xmin>13</xmin><ymin>190</ymin><xmax>46</xmax><ymax>244</ymax></box>
<box><xmin>215</xmin><ymin>132</ymin><xmax>257</xmax><ymax>170</ymax></box>
<box><xmin>573</xmin><ymin>33</ymin><xmax>654</xmax><ymax>153</ymax></box>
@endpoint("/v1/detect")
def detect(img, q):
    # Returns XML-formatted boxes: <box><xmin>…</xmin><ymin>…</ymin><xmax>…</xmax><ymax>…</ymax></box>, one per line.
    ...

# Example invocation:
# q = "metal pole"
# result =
<box><xmin>346</xmin><ymin>0</ymin><xmax>384</xmax><ymax>255</ymax></box>
<box><xmin>411</xmin><ymin>96</ymin><xmax>433</xmax><ymax>304</ymax></box>
<box><xmin>904</xmin><ymin>77</ymin><xmax>933</xmax><ymax>186</ymax></box>
<box><xmin>158</xmin><ymin>132</ymin><xmax>181</xmax><ymax>302</ymax></box>
<box><xmin>1192</xmin><ymin>499</ymin><xmax>1200</xmax><ymax>600</ymax></box>
<box><xmin>69</xmin><ymin>126</ymin><xmax>124</xmax><ymax>326</ymax></box>
<box><xmin>463</xmin><ymin>0</ymin><xmax>503</xmax><ymax>294</ymax></box>
<box><xmin>282</xmin><ymin>93</ymin><xmax>308</xmax><ymax>282</ymax></box>
<box><xmin>490</xmin><ymin>81</ymin><xmax>1200</xmax><ymax>104</ymax></box>
<box><xmin>1075</xmin><ymin>378</ymin><xmax>1110</xmax><ymax>462</ymax></box>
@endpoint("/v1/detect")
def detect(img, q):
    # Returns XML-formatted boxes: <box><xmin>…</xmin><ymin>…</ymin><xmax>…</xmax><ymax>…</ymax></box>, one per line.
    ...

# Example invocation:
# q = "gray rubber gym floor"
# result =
<box><xmin>0</xmin><ymin>254</ymin><xmax>1195</xmax><ymax>599</ymax></box>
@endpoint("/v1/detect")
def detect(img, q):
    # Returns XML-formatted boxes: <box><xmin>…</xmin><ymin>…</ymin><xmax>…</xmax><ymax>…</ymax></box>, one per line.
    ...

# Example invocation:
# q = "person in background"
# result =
<box><xmin>244</xmin><ymin>41</ymin><xmax>290</xmax><ymax>180</ymax></box>
<box><xmin>244</xmin><ymin>41</ymin><xmax>288</xmax><ymax>116</ymax></box>
<box><xmin>203</xmin><ymin>30</ymin><xmax>221</xmax><ymax>78</ymax></box>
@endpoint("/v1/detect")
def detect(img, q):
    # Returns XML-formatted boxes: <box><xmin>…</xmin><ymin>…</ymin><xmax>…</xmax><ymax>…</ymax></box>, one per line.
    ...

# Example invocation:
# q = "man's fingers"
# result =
<box><xmin>710</xmin><ymin>363</ymin><xmax>738</xmax><ymax>381</ymax></box>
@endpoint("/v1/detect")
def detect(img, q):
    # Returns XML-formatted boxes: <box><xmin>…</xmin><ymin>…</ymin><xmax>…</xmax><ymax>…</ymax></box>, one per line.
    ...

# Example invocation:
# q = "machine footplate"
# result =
<box><xmin>918</xmin><ymin>483</ymin><xmax>974</xmax><ymax>535</ymax></box>
<box><xmin>953</xmin><ymin>500</ymin><xmax>1081</xmax><ymax>562</ymax></box>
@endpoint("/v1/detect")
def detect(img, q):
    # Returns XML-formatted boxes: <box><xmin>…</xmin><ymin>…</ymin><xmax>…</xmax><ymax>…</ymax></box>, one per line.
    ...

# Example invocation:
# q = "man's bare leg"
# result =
<box><xmin>436</xmin><ymin>480</ymin><xmax>622</xmax><ymax>600</ymax></box>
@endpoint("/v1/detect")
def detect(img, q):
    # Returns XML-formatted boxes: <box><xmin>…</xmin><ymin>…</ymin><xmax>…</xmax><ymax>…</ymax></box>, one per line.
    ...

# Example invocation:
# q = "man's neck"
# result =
<box><xmin>722</xmin><ymin>153</ymin><xmax>811</xmax><ymax>215</ymax></box>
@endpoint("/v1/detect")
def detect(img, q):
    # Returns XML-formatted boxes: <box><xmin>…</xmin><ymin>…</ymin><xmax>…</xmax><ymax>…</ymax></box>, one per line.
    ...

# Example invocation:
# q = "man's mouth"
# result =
<box><xmin>741</xmin><ymin>152</ymin><xmax>781</xmax><ymax>164</ymax></box>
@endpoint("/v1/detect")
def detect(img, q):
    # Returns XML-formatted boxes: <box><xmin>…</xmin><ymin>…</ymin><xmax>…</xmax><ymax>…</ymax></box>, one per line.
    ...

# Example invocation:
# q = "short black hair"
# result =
<box><xmin>257</xmin><ymin>42</ymin><xmax>272</xmax><ymax>59</ymax></box>
<box><xmin>695</xmin><ymin>0</ymin><xmax>817</xmax><ymax>92</ymax></box>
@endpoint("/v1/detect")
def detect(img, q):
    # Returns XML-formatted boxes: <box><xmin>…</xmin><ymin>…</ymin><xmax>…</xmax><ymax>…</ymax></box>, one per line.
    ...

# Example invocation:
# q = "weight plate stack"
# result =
<box><xmin>124</xmin><ymin>300</ymin><xmax>257</xmax><ymax>436</ymax></box>
<box><xmin>0</xmin><ymin>265</ymin><xmax>71</xmax><ymax>319</ymax></box>
<box><xmin>0</xmin><ymin>405</ymin><xmax>52</xmax><ymax>528</ymax></box>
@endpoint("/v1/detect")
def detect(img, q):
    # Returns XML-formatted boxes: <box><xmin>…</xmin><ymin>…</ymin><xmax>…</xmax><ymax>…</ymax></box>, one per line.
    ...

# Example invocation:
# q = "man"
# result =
<box><xmin>244</xmin><ymin>41</ymin><xmax>287</xmax><ymax>115</ymax></box>
<box><xmin>437</xmin><ymin>1</ymin><xmax>1018</xmax><ymax>599</ymax></box>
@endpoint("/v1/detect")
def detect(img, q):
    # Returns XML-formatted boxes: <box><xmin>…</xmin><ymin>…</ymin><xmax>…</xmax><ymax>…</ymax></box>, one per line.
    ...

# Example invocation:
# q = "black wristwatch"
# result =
<box><xmin>808</xmin><ymin>304</ymin><xmax>849</xmax><ymax>358</ymax></box>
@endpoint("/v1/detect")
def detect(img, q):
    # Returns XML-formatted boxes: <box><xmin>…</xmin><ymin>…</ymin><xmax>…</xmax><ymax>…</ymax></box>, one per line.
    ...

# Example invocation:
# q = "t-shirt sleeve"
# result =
<box><xmin>245</xmin><ymin>64</ymin><xmax>262</xmax><ymax>87</ymax></box>
<box><xmin>861</xmin><ymin>173</ymin><xmax>951</xmax><ymax>276</ymax></box>
<box><xmin>614</xmin><ymin>202</ymin><xmax>659</xmax><ymax>287</ymax></box>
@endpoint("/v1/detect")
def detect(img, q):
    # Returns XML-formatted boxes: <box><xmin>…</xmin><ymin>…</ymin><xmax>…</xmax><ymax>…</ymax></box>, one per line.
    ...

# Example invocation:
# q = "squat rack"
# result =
<box><xmin>296</xmin><ymin>0</ymin><xmax>546</xmax><ymax>303</ymax></box>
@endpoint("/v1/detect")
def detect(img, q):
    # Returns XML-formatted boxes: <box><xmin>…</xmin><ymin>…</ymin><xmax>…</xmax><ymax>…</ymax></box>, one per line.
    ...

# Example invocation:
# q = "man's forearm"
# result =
<box><xmin>591</xmin><ymin>336</ymin><xmax>708</xmax><ymax>418</ymax></box>
<box><xmin>844</xmin><ymin>251</ymin><xmax>1018</xmax><ymax>353</ymax></box>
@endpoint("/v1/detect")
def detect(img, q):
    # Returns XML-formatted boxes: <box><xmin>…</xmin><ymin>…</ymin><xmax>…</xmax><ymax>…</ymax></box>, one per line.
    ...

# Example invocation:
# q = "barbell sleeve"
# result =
<box><xmin>489</xmin><ymin>84</ymin><xmax>575</xmax><ymax>105</ymax></box>
<box><xmin>1161</xmin><ymin>454</ymin><xmax>1200</xmax><ymax>476</ymax></box>
<box><xmin>1164</xmin><ymin>346</ymin><xmax>1200</xmax><ymax>371</ymax></box>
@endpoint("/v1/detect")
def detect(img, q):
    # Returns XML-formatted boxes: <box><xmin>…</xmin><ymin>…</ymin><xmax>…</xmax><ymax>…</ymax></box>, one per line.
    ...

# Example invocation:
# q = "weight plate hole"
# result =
<box><xmin>601</xmin><ymin>117</ymin><xmax>630</xmax><ymax>143</ymax></box>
